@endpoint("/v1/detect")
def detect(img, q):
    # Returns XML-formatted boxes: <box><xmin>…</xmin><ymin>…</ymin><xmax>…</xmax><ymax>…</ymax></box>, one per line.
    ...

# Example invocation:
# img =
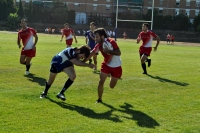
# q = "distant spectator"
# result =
<box><xmin>166</xmin><ymin>33</ymin><xmax>170</xmax><ymax>45</ymax></box>
<box><xmin>109</xmin><ymin>30</ymin><xmax>112</xmax><ymax>37</ymax></box>
<box><xmin>52</xmin><ymin>29</ymin><xmax>55</xmax><ymax>34</ymax></box>
<box><xmin>83</xmin><ymin>30</ymin><xmax>86</xmax><ymax>35</ymax></box>
<box><xmin>123</xmin><ymin>31</ymin><xmax>127</xmax><ymax>40</ymax></box>
<box><xmin>45</xmin><ymin>28</ymin><xmax>48</xmax><ymax>34</ymax></box>
<box><xmin>77</xmin><ymin>30</ymin><xmax>81</xmax><ymax>35</ymax></box>
<box><xmin>48</xmin><ymin>28</ymin><xmax>51</xmax><ymax>34</ymax></box>
<box><xmin>112</xmin><ymin>31</ymin><xmax>115</xmax><ymax>37</ymax></box>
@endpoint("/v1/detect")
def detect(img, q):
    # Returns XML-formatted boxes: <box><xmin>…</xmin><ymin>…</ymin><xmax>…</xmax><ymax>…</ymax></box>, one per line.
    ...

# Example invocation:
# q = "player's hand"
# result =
<box><xmin>75</xmin><ymin>40</ymin><xmax>78</xmax><ymax>43</ymax></box>
<box><xmin>18</xmin><ymin>44</ymin><xmax>21</xmax><ymax>49</ymax></box>
<box><xmin>153</xmin><ymin>46</ymin><xmax>157</xmax><ymax>52</ymax></box>
<box><xmin>88</xmin><ymin>64</ymin><xmax>96</xmax><ymax>69</ymax></box>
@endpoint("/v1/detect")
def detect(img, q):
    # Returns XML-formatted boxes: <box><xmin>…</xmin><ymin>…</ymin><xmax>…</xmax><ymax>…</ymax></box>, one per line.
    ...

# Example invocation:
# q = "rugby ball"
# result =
<box><xmin>103</xmin><ymin>41</ymin><xmax>113</xmax><ymax>50</ymax></box>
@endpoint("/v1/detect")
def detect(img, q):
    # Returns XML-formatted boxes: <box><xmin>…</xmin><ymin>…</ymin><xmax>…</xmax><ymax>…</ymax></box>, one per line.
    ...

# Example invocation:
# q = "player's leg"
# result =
<box><xmin>57</xmin><ymin>66</ymin><xmax>75</xmax><ymax>101</ymax></box>
<box><xmin>24</xmin><ymin>56</ymin><xmax>32</xmax><ymax>74</ymax></box>
<box><xmin>97</xmin><ymin>71</ymin><xmax>108</xmax><ymax>103</ymax></box>
<box><xmin>109</xmin><ymin>66</ymin><xmax>122</xmax><ymax>88</ymax></box>
<box><xmin>141</xmin><ymin>54</ymin><xmax>148</xmax><ymax>74</ymax></box>
<box><xmin>40</xmin><ymin>65</ymin><xmax>58</xmax><ymax>98</ymax></box>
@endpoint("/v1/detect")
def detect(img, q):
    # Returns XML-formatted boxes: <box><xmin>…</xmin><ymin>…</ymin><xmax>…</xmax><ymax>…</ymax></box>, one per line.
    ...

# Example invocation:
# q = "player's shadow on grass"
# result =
<box><xmin>24</xmin><ymin>73</ymin><xmax>46</xmax><ymax>86</ymax></box>
<box><xmin>102</xmin><ymin>102</ymin><xmax>160</xmax><ymax>128</ymax></box>
<box><xmin>47</xmin><ymin>97</ymin><xmax>122</xmax><ymax>123</ymax></box>
<box><xmin>147</xmin><ymin>74</ymin><xmax>189</xmax><ymax>86</ymax></box>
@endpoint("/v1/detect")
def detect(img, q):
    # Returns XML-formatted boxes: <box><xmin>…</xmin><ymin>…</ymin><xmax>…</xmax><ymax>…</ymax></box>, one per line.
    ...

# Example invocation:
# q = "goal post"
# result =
<box><xmin>114</xmin><ymin>0</ymin><xmax>155</xmax><ymax>41</ymax></box>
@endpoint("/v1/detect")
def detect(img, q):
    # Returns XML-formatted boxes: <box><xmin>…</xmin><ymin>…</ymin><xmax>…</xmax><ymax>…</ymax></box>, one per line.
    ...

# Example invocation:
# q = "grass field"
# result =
<box><xmin>0</xmin><ymin>31</ymin><xmax>200</xmax><ymax>133</ymax></box>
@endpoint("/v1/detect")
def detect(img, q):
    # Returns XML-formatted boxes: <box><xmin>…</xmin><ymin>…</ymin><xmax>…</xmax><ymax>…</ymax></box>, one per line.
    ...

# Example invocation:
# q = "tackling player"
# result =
<box><xmin>136</xmin><ymin>23</ymin><xmax>160</xmax><ymax>74</ymax></box>
<box><xmin>60</xmin><ymin>23</ymin><xmax>77</xmax><ymax>47</ymax></box>
<box><xmin>40</xmin><ymin>45</ymin><xmax>95</xmax><ymax>101</ymax></box>
<box><xmin>17</xmin><ymin>18</ymin><xmax>38</xmax><ymax>75</ymax></box>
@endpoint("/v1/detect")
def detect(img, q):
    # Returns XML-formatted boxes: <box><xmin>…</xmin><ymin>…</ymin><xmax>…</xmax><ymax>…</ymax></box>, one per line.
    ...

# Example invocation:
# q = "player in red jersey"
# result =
<box><xmin>136</xmin><ymin>23</ymin><xmax>160</xmax><ymax>74</ymax></box>
<box><xmin>84</xmin><ymin>28</ymin><xmax>122</xmax><ymax>103</ymax></box>
<box><xmin>60</xmin><ymin>23</ymin><xmax>77</xmax><ymax>47</ymax></box>
<box><xmin>17</xmin><ymin>19</ymin><xmax>38</xmax><ymax>75</ymax></box>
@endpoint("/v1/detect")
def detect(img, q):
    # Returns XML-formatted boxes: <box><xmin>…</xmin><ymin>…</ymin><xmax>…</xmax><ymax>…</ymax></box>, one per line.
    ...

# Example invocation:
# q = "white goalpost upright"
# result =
<box><xmin>114</xmin><ymin>0</ymin><xmax>155</xmax><ymax>40</ymax></box>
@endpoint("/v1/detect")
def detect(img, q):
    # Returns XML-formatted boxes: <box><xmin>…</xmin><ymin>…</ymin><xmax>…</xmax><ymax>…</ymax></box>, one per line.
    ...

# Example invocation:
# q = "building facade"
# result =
<box><xmin>15</xmin><ymin>0</ymin><xmax>200</xmax><ymax>23</ymax></box>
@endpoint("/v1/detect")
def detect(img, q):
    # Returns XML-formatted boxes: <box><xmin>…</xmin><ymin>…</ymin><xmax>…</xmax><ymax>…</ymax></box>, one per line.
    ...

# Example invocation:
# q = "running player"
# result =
<box><xmin>84</xmin><ymin>28</ymin><xmax>122</xmax><ymax>103</ymax></box>
<box><xmin>17</xmin><ymin>18</ymin><xmax>38</xmax><ymax>75</ymax></box>
<box><xmin>40</xmin><ymin>45</ymin><xmax>95</xmax><ymax>101</ymax></box>
<box><xmin>136</xmin><ymin>23</ymin><xmax>160</xmax><ymax>74</ymax></box>
<box><xmin>60</xmin><ymin>23</ymin><xmax>77</xmax><ymax>47</ymax></box>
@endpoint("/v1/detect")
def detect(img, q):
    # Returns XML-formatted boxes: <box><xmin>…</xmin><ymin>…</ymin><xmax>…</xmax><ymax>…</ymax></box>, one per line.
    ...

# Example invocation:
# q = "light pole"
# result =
<box><xmin>151</xmin><ymin>0</ymin><xmax>154</xmax><ymax>30</ymax></box>
<box><xmin>115</xmin><ymin>0</ymin><xmax>119</xmax><ymax>41</ymax></box>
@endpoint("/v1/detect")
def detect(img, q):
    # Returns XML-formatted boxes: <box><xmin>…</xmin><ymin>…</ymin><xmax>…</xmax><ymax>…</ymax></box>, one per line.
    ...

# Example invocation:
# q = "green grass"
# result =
<box><xmin>0</xmin><ymin>31</ymin><xmax>200</xmax><ymax>133</ymax></box>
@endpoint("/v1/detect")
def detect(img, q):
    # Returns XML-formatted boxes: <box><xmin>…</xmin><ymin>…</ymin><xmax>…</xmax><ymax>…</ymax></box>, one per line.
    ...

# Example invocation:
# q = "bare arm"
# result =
<box><xmin>70</xmin><ymin>58</ymin><xmax>95</xmax><ymax>68</ymax></box>
<box><xmin>83</xmin><ymin>51</ymin><xmax>96</xmax><ymax>62</ymax></box>
<box><xmin>103</xmin><ymin>48</ymin><xmax>121</xmax><ymax>56</ymax></box>
<box><xmin>153</xmin><ymin>36</ymin><xmax>160</xmax><ymax>51</ymax></box>
<box><xmin>73</xmin><ymin>33</ymin><xmax>77</xmax><ymax>43</ymax></box>
<box><xmin>33</xmin><ymin>34</ymin><xmax>38</xmax><ymax>47</ymax></box>
<box><xmin>60</xmin><ymin>33</ymin><xmax>64</xmax><ymax>42</ymax></box>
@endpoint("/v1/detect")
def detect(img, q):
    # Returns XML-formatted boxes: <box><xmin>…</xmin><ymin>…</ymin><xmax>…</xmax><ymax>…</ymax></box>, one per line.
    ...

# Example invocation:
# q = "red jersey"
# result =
<box><xmin>62</xmin><ymin>28</ymin><xmax>74</xmax><ymax>40</ymax></box>
<box><xmin>18</xmin><ymin>27</ymin><xmax>37</xmax><ymax>50</ymax></box>
<box><xmin>92</xmin><ymin>38</ymin><xmax>121</xmax><ymax>67</ymax></box>
<box><xmin>137</xmin><ymin>30</ymin><xmax>157</xmax><ymax>47</ymax></box>
<box><xmin>171</xmin><ymin>35</ymin><xmax>174</xmax><ymax>40</ymax></box>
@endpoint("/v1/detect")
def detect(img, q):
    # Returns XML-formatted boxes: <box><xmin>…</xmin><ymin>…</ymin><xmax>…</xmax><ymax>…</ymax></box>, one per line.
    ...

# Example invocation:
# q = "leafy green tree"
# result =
<box><xmin>17</xmin><ymin>0</ymin><xmax>24</xmax><ymax>19</ymax></box>
<box><xmin>7</xmin><ymin>13</ymin><xmax>19</xmax><ymax>29</ymax></box>
<box><xmin>193</xmin><ymin>15</ymin><xmax>200</xmax><ymax>31</ymax></box>
<box><xmin>0</xmin><ymin>0</ymin><xmax>16</xmax><ymax>20</ymax></box>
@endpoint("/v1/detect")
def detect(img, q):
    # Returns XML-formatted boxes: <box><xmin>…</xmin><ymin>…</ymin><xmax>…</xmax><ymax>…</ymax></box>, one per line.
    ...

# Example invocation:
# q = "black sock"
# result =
<box><xmin>60</xmin><ymin>78</ymin><xmax>74</xmax><ymax>94</ymax></box>
<box><xmin>142</xmin><ymin>63</ymin><xmax>147</xmax><ymax>73</ymax></box>
<box><xmin>44</xmin><ymin>82</ymin><xmax>51</xmax><ymax>94</ymax></box>
<box><xmin>26</xmin><ymin>64</ymin><xmax>31</xmax><ymax>71</ymax></box>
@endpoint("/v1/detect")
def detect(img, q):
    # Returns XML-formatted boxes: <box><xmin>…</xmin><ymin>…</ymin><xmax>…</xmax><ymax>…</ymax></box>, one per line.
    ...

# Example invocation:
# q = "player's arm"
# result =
<box><xmin>33</xmin><ymin>34</ymin><xmax>38</xmax><ymax>47</ymax></box>
<box><xmin>104</xmin><ymin>48</ymin><xmax>121</xmax><ymax>56</ymax></box>
<box><xmin>136</xmin><ymin>37</ymin><xmax>141</xmax><ymax>44</ymax></box>
<box><xmin>83</xmin><ymin>51</ymin><xmax>96</xmax><ymax>63</ymax></box>
<box><xmin>60</xmin><ymin>32</ymin><xmax>64</xmax><ymax>42</ymax></box>
<box><xmin>70</xmin><ymin>58</ymin><xmax>95</xmax><ymax>68</ymax></box>
<box><xmin>17</xmin><ymin>33</ymin><xmax>21</xmax><ymax>48</ymax></box>
<box><xmin>89</xmin><ymin>33</ymin><xmax>95</xmax><ymax>41</ymax></box>
<box><xmin>153</xmin><ymin>36</ymin><xmax>160</xmax><ymax>51</ymax></box>
<box><xmin>72</xmin><ymin>32</ymin><xmax>78</xmax><ymax>43</ymax></box>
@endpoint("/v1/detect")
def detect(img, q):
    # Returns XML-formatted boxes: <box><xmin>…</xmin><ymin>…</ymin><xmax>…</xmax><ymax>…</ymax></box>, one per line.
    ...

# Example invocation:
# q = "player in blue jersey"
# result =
<box><xmin>85</xmin><ymin>22</ymin><xmax>99</xmax><ymax>73</ymax></box>
<box><xmin>40</xmin><ymin>45</ymin><xmax>95</xmax><ymax>101</ymax></box>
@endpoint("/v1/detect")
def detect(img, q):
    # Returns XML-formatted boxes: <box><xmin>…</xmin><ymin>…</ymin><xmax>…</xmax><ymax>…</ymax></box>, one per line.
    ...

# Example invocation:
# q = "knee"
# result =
<box><xmin>20</xmin><ymin>61</ymin><xmax>25</xmax><ymax>64</ymax></box>
<box><xmin>99</xmin><ymin>80</ymin><xmax>105</xmax><ymax>86</ymax></box>
<box><xmin>70</xmin><ymin>74</ymin><xmax>76</xmax><ymax>81</ymax></box>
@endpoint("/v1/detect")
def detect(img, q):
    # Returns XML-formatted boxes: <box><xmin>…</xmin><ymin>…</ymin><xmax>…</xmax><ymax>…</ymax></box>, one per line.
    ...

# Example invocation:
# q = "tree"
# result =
<box><xmin>17</xmin><ymin>0</ymin><xmax>24</xmax><ymax>19</ymax></box>
<box><xmin>7</xmin><ymin>13</ymin><xmax>19</xmax><ymax>29</ymax></box>
<box><xmin>193</xmin><ymin>15</ymin><xmax>200</xmax><ymax>31</ymax></box>
<box><xmin>0</xmin><ymin>0</ymin><xmax>16</xmax><ymax>20</ymax></box>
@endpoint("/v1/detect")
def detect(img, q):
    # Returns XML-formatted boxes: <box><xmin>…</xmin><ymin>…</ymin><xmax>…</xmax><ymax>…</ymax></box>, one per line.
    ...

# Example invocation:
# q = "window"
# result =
<box><xmin>185</xmin><ymin>9</ymin><xmax>190</xmax><ymax>17</ymax></box>
<box><xmin>176</xmin><ymin>0</ymin><xmax>180</xmax><ymax>7</ymax></box>
<box><xmin>94</xmin><ymin>0</ymin><xmax>98</xmax><ymax>1</ymax></box>
<box><xmin>93</xmin><ymin>4</ymin><xmax>97</xmax><ymax>10</ymax></box>
<box><xmin>195</xmin><ymin>10</ymin><xmax>199</xmax><ymax>16</ymax></box>
<box><xmin>196</xmin><ymin>0</ymin><xmax>200</xmax><ymax>7</ymax></box>
<box><xmin>160</xmin><ymin>0</ymin><xmax>164</xmax><ymax>5</ymax></box>
<box><xmin>175</xmin><ymin>9</ymin><xmax>179</xmax><ymax>15</ymax></box>
<box><xmin>159</xmin><ymin>8</ymin><xmax>163</xmax><ymax>14</ymax></box>
<box><xmin>190</xmin><ymin>19</ymin><xmax>194</xmax><ymax>24</ymax></box>
<box><xmin>148</xmin><ymin>0</ymin><xmax>152</xmax><ymax>5</ymax></box>
<box><xmin>75</xmin><ymin>3</ymin><xmax>80</xmax><ymax>10</ymax></box>
<box><xmin>186</xmin><ymin>0</ymin><xmax>190</xmax><ymax>6</ymax></box>
<box><xmin>106</xmin><ymin>5</ymin><xmax>110</xmax><ymax>10</ymax></box>
<box><xmin>106</xmin><ymin>0</ymin><xmax>110</xmax><ymax>2</ymax></box>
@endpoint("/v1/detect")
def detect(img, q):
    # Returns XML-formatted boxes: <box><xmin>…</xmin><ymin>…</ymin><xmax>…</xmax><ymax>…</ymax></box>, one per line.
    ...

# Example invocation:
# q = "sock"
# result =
<box><xmin>44</xmin><ymin>82</ymin><xmax>51</xmax><ymax>94</ymax></box>
<box><xmin>142</xmin><ymin>63</ymin><xmax>147</xmax><ymax>73</ymax></box>
<box><xmin>60</xmin><ymin>78</ymin><xmax>74</xmax><ymax>94</ymax></box>
<box><xmin>26</xmin><ymin>64</ymin><xmax>31</xmax><ymax>71</ymax></box>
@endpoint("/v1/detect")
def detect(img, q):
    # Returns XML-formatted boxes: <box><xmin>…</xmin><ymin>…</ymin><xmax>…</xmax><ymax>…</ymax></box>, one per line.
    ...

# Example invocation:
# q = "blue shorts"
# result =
<box><xmin>50</xmin><ymin>55</ymin><xmax>73</xmax><ymax>73</ymax></box>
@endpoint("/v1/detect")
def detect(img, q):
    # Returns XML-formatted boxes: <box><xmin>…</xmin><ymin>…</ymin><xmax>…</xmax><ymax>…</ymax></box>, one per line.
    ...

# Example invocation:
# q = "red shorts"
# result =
<box><xmin>65</xmin><ymin>39</ymin><xmax>73</xmax><ymax>46</ymax></box>
<box><xmin>139</xmin><ymin>46</ymin><xmax>152</xmax><ymax>56</ymax></box>
<box><xmin>21</xmin><ymin>48</ymin><xmax>36</xmax><ymax>57</ymax></box>
<box><xmin>101</xmin><ymin>63</ymin><xmax>122</xmax><ymax>78</ymax></box>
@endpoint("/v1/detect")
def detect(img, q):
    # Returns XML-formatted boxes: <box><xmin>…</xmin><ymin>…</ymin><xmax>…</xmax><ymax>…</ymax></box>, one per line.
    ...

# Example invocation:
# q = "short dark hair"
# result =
<box><xmin>21</xmin><ymin>18</ymin><xmax>27</xmax><ymax>23</ymax></box>
<box><xmin>94</xmin><ymin>28</ymin><xmax>108</xmax><ymax>38</ymax></box>
<box><xmin>78</xmin><ymin>45</ymin><xmax>90</xmax><ymax>59</ymax></box>
<box><xmin>90</xmin><ymin>22</ymin><xmax>96</xmax><ymax>26</ymax></box>
<box><xmin>64</xmin><ymin>23</ymin><xmax>69</xmax><ymax>25</ymax></box>
<box><xmin>143</xmin><ymin>23</ymin><xmax>149</xmax><ymax>28</ymax></box>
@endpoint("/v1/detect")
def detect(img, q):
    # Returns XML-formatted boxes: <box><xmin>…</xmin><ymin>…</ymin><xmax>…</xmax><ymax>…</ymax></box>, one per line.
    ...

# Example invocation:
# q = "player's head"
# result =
<box><xmin>94</xmin><ymin>28</ymin><xmax>108</xmax><ymax>44</ymax></box>
<box><xmin>64</xmin><ymin>23</ymin><xmax>69</xmax><ymax>28</ymax></box>
<box><xmin>20</xmin><ymin>18</ymin><xmax>27</xmax><ymax>28</ymax></box>
<box><xmin>77</xmin><ymin>45</ymin><xmax>90</xmax><ymax>60</ymax></box>
<box><xmin>142</xmin><ymin>23</ymin><xmax>149</xmax><ymax>31</ymax></box>
<box><xmin>90</xmin><ymin>22</ymin><xmax>96</xmax><ymax>30</ymax></box>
